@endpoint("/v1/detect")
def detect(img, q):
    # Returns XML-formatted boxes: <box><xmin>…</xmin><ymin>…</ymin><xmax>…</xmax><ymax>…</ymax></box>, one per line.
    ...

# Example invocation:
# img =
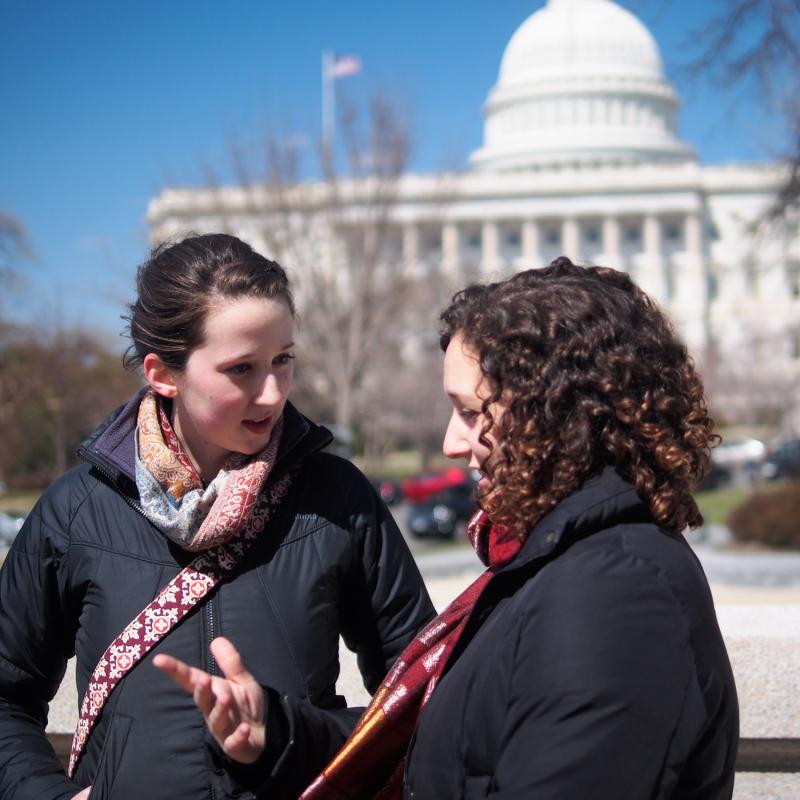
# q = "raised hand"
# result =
<box><xmin>153</xmin><ymin>636</ymin><xmax>266</xmax><ymax>763</ymax></box>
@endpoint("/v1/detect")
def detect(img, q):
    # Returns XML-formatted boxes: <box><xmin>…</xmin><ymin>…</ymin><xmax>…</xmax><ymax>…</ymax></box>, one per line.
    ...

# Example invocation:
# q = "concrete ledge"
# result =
<box><xmin>43</xmin><ymin>582</ymin><xmax>800</xmax><ymax>798</ymax></box>
<box><xmin>41</xmin><ymin>732</ymin><xmax>800</xmax><ymax>778</ymax></box>
<box><xmin>48</xmin><ymin>733</ymin><xmax>70</xmax><ymax>769</ymax></box>
<box><xmin>738</xmin><ymin>739</ymin><xmax>800</xmax><ymax>772</ymax></box>
<box><xmin>734</xmin><ymin>772</ymin><xmax>800</xmax><ymax>797</ymax></box>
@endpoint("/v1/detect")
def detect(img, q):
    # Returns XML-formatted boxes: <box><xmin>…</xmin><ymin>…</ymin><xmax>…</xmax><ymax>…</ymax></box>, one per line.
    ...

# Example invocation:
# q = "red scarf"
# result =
<box><xmin>300</xmin><ymin>509</ymin><xmax>522</xmax><ymax>799</ymax></box>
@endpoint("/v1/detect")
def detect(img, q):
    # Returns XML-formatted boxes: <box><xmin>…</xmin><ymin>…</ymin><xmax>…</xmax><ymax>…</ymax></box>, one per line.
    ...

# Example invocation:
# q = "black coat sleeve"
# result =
<box><xmin>0</xmin><ymin>475</ymin><xmax>88</xmax><ymax>799</ymax></box>
<box><xmin>229</xmin><ymin>459</ymin><xmax>435</xmax><ymax>798</ymax></box>
<box><xmin>207</xmin><ymin>687</ymin><xmax>364</xmax><ymax>799</ymax></box>
<box><xmin>339</xmin><ymin>468</ymin><xmax>436</xmax><ymax>692</ymax></box>
<box><xmin>488</xmin><ymin>543</ymin><xmax>700</xmax><ymax>799</ymax></box>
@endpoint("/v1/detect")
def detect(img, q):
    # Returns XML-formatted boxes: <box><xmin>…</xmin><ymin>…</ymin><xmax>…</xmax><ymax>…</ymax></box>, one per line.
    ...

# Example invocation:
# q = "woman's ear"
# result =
<box><xmin>143</xmin><ymin>353</ymin><xmax>179</xmax><ymax>398</ymax></box>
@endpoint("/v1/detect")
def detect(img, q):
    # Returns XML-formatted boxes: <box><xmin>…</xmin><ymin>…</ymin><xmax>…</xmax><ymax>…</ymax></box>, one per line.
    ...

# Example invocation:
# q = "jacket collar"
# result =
<box><xmin>77</xmin><ymin>388</ymin><xmax>333</xmax><ymax>487</ymax></box>
<box><xmin>497</xmin><ymin>466</ymin><xmax>656</xmax><ymax>575</ymax></box>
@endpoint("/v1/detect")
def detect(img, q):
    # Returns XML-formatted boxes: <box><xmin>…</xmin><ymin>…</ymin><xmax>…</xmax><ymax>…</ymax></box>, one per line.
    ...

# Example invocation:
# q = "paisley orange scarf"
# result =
<box><xmin>135</xmin><ymin>390</ymin><xmax>283</xmax><ymax>551</ymax></box>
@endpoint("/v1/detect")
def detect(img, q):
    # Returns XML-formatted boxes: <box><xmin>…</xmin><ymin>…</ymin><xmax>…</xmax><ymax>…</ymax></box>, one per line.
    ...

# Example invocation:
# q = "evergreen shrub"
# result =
<box><xmin>727</xmin><ymin>481</ymin><xmax>800</xmax><ymax>550</ymax></box>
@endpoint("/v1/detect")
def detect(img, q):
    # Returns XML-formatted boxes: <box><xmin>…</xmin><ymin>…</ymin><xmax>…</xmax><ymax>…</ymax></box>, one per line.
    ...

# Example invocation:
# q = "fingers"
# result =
<box><xmin>153</xmin><ymin>642</ymin><xmax>266</xmax><ymax>764</ymax></box>
<box><xmin>153</xmin><ymin>653</ymin><xmax>211</xmax><ymax>703</ymax></box>
<box><xmin>206</xmin><ymin>681</ymin><xmax>236</xmax><ymax>737</ymax></box>
<box><xmin>192</xmin><ymin>671</ymin><xmax>215</xmax><ymax>718</ymax></box>
<box><xmin>223</xmin><ymin>722</ymin><xmax>260</xmax><ymax>764</ymax></box>
<box><xmin>210</xmin><ymin>636</ymin><xmax>253</xmax><ymax>683</ymax></box>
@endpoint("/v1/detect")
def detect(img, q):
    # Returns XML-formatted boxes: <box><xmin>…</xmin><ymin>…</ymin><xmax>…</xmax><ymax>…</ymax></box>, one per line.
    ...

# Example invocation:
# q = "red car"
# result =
<box><xmin>401</xmin><ymin>467</ymin><xmax>470</xmax><ymax>503</ymax></box>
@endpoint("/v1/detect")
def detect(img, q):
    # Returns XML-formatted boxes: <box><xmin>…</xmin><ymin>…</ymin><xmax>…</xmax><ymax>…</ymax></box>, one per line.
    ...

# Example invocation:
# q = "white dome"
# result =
<box><xmin>470</xmin><ymin>0</ymin><xmax>695</xmax><ymax>172</ymax></box>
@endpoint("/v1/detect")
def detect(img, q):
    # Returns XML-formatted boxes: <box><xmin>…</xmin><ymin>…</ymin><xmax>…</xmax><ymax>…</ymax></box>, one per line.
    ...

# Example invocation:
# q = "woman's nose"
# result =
<box><xmin>255</xmin><ymin>373</ymin><xmax>282</xmax><ymax>405</ymax></box>
<box><xmin>442</xmin><ymin>413</ymin><xmax>470</xmax><ymax>460</ymax></box>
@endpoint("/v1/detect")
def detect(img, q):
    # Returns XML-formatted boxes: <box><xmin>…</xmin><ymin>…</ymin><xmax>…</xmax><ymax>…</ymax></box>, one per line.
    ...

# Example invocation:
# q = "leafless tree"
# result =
<box><xmin>674</xmin><ymin>0</ymin><xmax>800</xmax><ymax>215</ymax></box>
<box><xmin>200</xmin><ymin>92</ymin><xmax>450</xmax><ymax>441</ymax></box>
<box><xmin>629</xmin><ymin>0</ymin><xmax>799</xmax><ymax>213</ymax></box>
<box><xmin>701</xmin><ymin>318</ymin><xmax>800</xmax><ymax>432</ymax></box>
<box><xmin>358</xmin><ymin>286</ymin><xmax>453</xmax><ymax>469</ymax></box>
<box><xmin>0</xmin><ymin>326</ymin><xmax>141</xmax><ymax>488</ymax></box>
<box><xmin>0</xmin><ymin>211</ymin><xmax>30</xmax><ymax>307</ymax></box>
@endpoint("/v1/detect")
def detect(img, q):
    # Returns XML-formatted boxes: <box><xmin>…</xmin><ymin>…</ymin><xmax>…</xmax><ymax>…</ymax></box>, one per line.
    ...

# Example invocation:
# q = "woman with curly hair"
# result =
<box><xmin>298</xmin><ymin>257</ymin><xmax>738</xmax><ymax>799</ymax></box>
<box><xmin>160</xmin><ymin>257</ymin><xmax>738</xmax><ymax>799</ymax></box>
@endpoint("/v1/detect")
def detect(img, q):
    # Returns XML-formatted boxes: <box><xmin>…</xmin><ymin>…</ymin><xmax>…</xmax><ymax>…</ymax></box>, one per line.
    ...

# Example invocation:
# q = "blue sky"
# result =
<box><xmin>1</xmin><ymin>0</ymin><xmax>778</xmax><ymax>338</ymax></box>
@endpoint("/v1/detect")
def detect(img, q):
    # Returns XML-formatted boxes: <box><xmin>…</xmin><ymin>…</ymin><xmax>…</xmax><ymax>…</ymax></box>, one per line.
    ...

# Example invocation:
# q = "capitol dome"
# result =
<box><xmin>470</xmin><ymin>0</ymin><xmax>696</xmax><ymax>172</ymax></box>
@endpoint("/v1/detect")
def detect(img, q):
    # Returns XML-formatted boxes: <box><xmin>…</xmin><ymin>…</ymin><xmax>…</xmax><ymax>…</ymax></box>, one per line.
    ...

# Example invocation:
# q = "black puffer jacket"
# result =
<box><xmin>404</xmin><ymin>467</ymin><xmax>738</xmax><ymax>800</ymax></box>
<box><xmin>0</xmin><ymin>394</ymin><xmax>435</xmax><ymax>800</ymax></box>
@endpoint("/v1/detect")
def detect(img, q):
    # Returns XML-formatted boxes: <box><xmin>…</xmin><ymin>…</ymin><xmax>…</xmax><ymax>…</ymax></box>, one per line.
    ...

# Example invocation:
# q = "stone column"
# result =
<box><xmin>685</xmin><ymin>212</ymin><xmax>703</xmax><ymax>260</ymax></box>
<box><xmin>681</xmin><ymin>212</ymin><xmax>706</xmax><ymax>306</ymax></box>
<box><xmin>602</xmin><ymin>216</ymin><xmax>621</xmax><ymax>265</ymax></box>
<box><xmin>481</xmin><ymin>220</ymin><xmax>499</xmax><ymax>277</ymax></box>
<box><xmin>442</xmin><ymin>222</ymin><xmax>460</xmax><ymax>278</ymax></box>
<box><xmin>676</xmin><ymin>211</ymin><xmax>708</xmax><ymax>353</ymax></box>
<box><xmin>522</xmin><ymin>219</ymin><xmax>540</xmax><ymax>266</ymax></box>
<box><xmin>402</xmin><ymin>223</ymin><xmax>419</xmax><ymax>275</ymax></box>
<box><xmin>562</xmin><ymin>217</ymin><xmax>579</xmax><ymax>261</ymax></box>
<box><xmin>640</xmin><ymin>214</ymin><xmax>666</xmax><ymax>302</ymax></box>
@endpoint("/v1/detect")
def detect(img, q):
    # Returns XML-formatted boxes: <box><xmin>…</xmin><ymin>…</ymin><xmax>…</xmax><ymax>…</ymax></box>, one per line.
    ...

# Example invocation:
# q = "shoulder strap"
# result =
<box><xmin>68</xmin><ymin>473</ymin><xmax>293</xmax><ymax>778</ymax></box>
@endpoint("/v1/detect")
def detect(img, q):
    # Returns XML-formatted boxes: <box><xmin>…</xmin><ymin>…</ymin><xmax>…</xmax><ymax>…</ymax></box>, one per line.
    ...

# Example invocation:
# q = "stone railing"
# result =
<box><xmin>43</xmin><ymin>594</ymin><xmax>800</xmax><ymax>797</ymax></box>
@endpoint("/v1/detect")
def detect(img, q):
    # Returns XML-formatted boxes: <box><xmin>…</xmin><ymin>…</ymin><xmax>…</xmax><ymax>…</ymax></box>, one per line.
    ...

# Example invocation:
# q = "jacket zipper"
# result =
<box><xmin>205</xmin><ymin>596</ymin><xmax>219</xmax><ymax>676</ymax></box>
<box><xmin>83</xmin><ymin>443</ymin><xmax>225</xmax><ymax>682</ymax></box>
<box><xmin>77</xmin><ymin>447</ymin><xmax>147</xmax><ymax>518</ymax></box>
<box><xmin>206</xmin><ymin>598</ymin><xmax>219</xmax><ymax>800</ymax></box>
<box><xmin>84</xmin><ymin>447</ymin><xmax>223</xmax><ymax>797</ymax></box>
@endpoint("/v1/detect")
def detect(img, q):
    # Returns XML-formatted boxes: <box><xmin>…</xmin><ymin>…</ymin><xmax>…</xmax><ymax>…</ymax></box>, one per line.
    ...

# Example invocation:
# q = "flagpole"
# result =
<box><xmin>322</xmin><ymin>50</ymin><xmax>334</xmax><ymax>164</ymax></box>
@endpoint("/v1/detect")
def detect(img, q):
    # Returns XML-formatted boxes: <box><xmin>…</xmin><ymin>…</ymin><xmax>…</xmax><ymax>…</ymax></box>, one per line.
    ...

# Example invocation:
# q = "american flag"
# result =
<box><xmin>328</xmin><ymin>54</ymin><xmax>362</xmax><ymax>79</ymax></box>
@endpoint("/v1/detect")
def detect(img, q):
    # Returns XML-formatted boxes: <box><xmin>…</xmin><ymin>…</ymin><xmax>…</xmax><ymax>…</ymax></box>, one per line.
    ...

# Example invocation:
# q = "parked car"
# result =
<box><xmin>401</xmin><ymin>467</ymin><xmax>470</xmax><ymax>503</ymax></box>
<box><xmin>762</xmin><ymin>438</ymin><xmax>800</xmax><ymax>481</ymax></box>
<box><xmin>711</xmin><ymin>437</ymin><xmax>767</xmax><ymax>486</ymax></box>
<box><xmin>406</xmin><ymin>479</ymin><xmax>477</xmax><ymax>539</ymax></box>
<box><xmin>711</xmin><ymin>437</ymin><xmax>766</xmax><ymax>466</ymax></box>
<box><xmin>368</xmin><ymin>476</ymin><xmax>402</xmax><ymax>506</ymax></box>
<box><xmin>697</xmin><ymin>461</ymin><xmax>733</xmax><ymax>491</ymax></box>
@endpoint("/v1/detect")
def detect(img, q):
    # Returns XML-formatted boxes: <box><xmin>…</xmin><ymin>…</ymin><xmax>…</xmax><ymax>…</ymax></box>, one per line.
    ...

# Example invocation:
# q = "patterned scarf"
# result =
<box><xmin>69</xmin><ymin>390</ymin><xmax>289</xmax><ymax>778</ymax></box>
<box><xmin>135</xmin><ymin>390</ymin><xmax>283</xmax><ymax>551</ymax></box>
<box><xmin>300</xmin><ymin>508</ymin><xmax>523</xmax><ymax>800</ymax></box>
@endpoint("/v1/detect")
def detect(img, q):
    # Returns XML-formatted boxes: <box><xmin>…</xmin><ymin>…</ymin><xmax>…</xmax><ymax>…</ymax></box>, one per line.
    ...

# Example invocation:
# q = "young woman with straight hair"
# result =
<box><xmin>0</xmin><ymin>233</ymin><xmax>435</xmax><ymax>799</ymax></box>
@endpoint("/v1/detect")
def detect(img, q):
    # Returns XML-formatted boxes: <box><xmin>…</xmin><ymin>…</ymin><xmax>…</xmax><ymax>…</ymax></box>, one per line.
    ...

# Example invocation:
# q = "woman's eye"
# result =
<box><xmin>459</xmin><ymin>408</ymin><xmax>479</xmax><ymax>422</ymax></box>
<box><xmin>227</xmin><ymin>363</ymin><xmax>251</xmax><ymax>375</ymax></box>
<box><xmin>274</xmin><ymin>353</ymin><xmax>296</xmax><ymax>366</ymax></box>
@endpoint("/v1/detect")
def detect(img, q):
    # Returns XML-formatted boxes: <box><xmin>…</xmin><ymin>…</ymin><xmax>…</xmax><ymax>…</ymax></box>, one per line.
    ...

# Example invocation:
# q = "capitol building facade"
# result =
<box><xmin>149</xmin><ymin>0</ymin><xmax>800</xmax><ymax>429</ymax></box>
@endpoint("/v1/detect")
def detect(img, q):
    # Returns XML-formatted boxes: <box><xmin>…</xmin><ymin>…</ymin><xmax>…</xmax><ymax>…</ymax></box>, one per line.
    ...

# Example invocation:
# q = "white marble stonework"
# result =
<box><xmin>147</xmin><ymin>0</ymin><xmax>800</xmax><ymax>426</ymax></box>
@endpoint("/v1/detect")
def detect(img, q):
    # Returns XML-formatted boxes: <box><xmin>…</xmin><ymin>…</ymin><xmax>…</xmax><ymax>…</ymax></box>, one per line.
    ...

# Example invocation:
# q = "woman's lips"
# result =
<box><xmin>242</xmin><ymin>416</ymin><xmax>271</xmax><ymax>435</ymax></box>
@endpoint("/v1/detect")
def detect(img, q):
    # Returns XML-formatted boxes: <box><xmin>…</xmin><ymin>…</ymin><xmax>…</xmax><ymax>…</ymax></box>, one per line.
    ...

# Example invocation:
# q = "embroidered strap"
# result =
<box><xmin>68</xmin><ymin>473</ymin><xmax>293</xmax><ymax>778</ymax></box>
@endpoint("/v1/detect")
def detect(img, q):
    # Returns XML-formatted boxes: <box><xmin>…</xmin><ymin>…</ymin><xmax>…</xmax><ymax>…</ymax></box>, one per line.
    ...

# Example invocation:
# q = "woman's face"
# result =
<box><xmin>442</xmin><ymin>333</ymin><xmax>499</xmax><ymax>490</ymax></box>
<box><xmin>169</xmin><ymin>295</ymin><xmax>294</xmax><ymax>480</ymax></box>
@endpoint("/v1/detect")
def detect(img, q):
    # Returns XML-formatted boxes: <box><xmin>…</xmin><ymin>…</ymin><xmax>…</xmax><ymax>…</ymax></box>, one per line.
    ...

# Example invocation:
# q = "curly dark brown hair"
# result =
<box><xmin>439</xmin><ymin>257</ymin><xmax>718</xmax><ymax>535</ymax></box>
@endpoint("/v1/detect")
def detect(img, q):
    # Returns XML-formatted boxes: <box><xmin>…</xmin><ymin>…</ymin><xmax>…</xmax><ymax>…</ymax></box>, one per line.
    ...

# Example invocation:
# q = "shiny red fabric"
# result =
<box><xmin>300</xmin><ymin>508</ymin><xmax>522</xmax><ymax>800</ymax></box>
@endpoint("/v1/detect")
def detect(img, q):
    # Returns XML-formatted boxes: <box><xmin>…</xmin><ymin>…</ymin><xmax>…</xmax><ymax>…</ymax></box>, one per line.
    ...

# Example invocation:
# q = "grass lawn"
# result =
<box><xmin>694</xmin><ymin>481</ymin><xmax>789</xmax><ymax>527</ymax></box>
<box><xmin>694</xmin><ymin>486</ymin><xmax>750</xmax><ymax>526</ymax></box>
<box><xmin>0</xmin><ymin>490</ymin><xmax>42</xmax><ymax>516</ymax></box>
<box><xmin>355</xmin><ymin>451</ymin><xmax>454</xmax><ymax>482</ymax></box>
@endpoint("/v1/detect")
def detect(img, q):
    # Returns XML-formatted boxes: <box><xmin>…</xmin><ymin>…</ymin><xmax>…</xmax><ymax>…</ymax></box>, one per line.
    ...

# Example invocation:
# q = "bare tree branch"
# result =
<box><xmin>197</xmin><ymin>91</ymin><xmax>448</xmax><ymax>443</ymax></box>
<box><xmin>677</xmin><ymin>0</ymin><xmax>800</xmax><ymax>214</ymax></box>
<box><xmin>0</xmin><ymin>212</ymin><xmax>30</xmax><ymax>289</ymax></box>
